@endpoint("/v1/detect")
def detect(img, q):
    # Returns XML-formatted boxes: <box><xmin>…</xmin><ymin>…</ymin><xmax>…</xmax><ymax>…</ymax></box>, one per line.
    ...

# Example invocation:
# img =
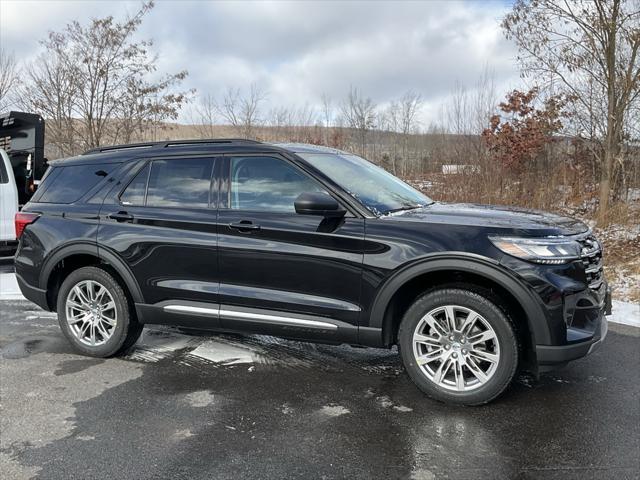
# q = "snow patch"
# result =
<box><xmin>376</xmin><ymin>395</ymin><xmax>394</xmax><ymax>409</ymax></box>
<box><xmin>319</xmin><ymin>405</ymin><xmax>350</xmax><ymax>417</ymax></box>
<box><xmin>0</xmin><ymin>273</ymin><xmax>23</xmax><ymax>300</ymax></box>
<box><xmin>393</xmin><ymin>405</ymin><xmax>413</xmax><ymax>413</ymax></box>
<box><xmin>411</xmin><ymin>469</ymin><xmax>436</xmax><ymax>480</ymax></box>
<box><xmin>185</xmin><ymin>390</ymin><xmax>215</xmax><ymax>408</ymax></box>
<box><xmin>187</xmin><ymin>340</ymin><xmax>257</xmax><ymax>365</ymax></box>
<box><xmin>125</xmin><ymin>330</ymin><xmax>200</xmax><ymax>363</ymax></box>
<box><xmin>172</xmin><ymin>429</ymin><xmax>194</xmax><ymax>440</ymax></box>
<box><xmin>609</xmin><ymin>300</ymin><xmax>640</xmax><ymax>327</ymax></box>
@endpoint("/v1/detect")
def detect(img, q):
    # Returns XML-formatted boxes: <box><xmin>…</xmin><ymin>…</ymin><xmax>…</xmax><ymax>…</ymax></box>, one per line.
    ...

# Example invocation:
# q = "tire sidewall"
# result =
<box><xmin>57</xmin><ymin>266</ymin><xmax>131</xmax><ymax>357</ymax></box>
<box><xmin>398</xmin><ymin>288</ymin><xmax>518</xmax><ymax>405</ymax></box>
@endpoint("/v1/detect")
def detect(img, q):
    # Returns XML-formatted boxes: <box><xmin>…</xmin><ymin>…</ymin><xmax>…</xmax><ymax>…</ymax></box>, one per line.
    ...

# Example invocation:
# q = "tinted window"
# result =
<box><xmin>229</xmin><ymin>156</ymin><xmax>326</xmax><ymax>212</ymax></box>
<box><xmin>120</xmin><ymin>163</ymin><xmax>150</xmax><ymax>206</ymax></box>
<box><xmin>38</xmin><ymin>163</ymin><xmax>114</xmax><ymax>204</ymax></box>
<box><xmin>146</xmin><ymin>158</ymin><xmax>213</xmax><ymax>208</ymax></box>
<box><xmin>298</xmin><ymin>152</ymin><xmax>432</xmax><ymax>215</ymax></box>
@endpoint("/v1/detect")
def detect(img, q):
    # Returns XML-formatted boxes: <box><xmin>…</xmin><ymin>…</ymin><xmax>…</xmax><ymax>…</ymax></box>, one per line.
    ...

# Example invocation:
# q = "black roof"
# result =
<box><xmin>51</xmin><ymin>139</ymin><xmax>343</xmax><ymax>166</ymax></box>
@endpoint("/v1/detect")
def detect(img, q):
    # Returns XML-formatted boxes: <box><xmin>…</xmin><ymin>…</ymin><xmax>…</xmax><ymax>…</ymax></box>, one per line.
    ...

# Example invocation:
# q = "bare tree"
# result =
<box><xmin>21</xmin><ymin>1</ymin><xmax>190</xmax><ymax>153</ymax></box>
<box><xmin>503</xmin><ymin>0</ymin><xmax>640</xmax><ymax>223</ymax></box>
<box><xmin>399</xmin><ymin>91</ymin><xmax>423</xmax><ymax>137</ymax></box>
<box><xmin>340</xmin><ymin>86</ymin><xmax>377</xmax><ymax>157</ymax></box>
<box><xmin>20</xmin><ymin>44</ymin><xmax>79</xmax><ymax>156</ymax></box>
<box><xmin>214</xmin><ymin>84</ymin><xmax>267</xmax><ymax>139</ymax></box>
<box><xmin>381</xmin><ymin>101</ymin><xmax>401</xmax><ymax>173</ymax></box>
<box><xmin>0</xmin><ymin>49</ymin><xmax>20</xmax><ymax>111</ymax></box>
<box><xmin>398</xmin><ymin>90</ymin><xmax>423</xmax><ymax>175</ymax></box>
<box><xmin>320</xmin><ymin>93</ymin><xmax>333</xmax><ymax>144</ymax></box>
<box><xmin>266</xmin><ymin>105</ymin><xmax>290</xmax><ymax>141</ymax></box>
<box><xmin>193</xmin><ymin>93</ymin><xmax>219</xmax><ymax>139</ymax></box>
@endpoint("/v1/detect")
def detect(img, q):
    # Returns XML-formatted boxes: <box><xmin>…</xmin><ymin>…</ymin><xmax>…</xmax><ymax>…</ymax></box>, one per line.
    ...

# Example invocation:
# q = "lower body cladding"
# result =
<box><xmin>535</xmin><ymin>283</ymin><xmax>611</xmax><ymax>370</ymax></box>
<box><xmin>135</xmin><ymin>301</ymin><xmax>359</xmax><ymax>344</ymax></box>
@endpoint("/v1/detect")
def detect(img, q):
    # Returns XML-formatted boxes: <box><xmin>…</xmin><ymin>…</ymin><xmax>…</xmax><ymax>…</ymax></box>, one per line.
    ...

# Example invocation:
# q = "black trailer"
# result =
<box><xmin>0</xmin><ymin>111</ymin><xmax>46</xmax><ymax>206</ymax></box>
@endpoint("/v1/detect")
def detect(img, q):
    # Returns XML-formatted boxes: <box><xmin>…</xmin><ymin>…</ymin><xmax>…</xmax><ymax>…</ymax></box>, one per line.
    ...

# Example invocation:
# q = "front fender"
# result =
<box><xmin>365</xmin><ymin>252</ymin><xmax>552</xmax><ymax>348</ymax></box>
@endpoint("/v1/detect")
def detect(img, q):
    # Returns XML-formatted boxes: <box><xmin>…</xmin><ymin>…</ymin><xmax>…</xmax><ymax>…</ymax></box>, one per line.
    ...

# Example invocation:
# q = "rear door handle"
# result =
<box><xmin>229</xmin><ymin>221</ymin><xmax>261</xmax><ymax>232</ymax></box>
<box><xmin>108</xmin><ymin>211</ymin><xmax>134</xmax><ymax>222</ymax></box>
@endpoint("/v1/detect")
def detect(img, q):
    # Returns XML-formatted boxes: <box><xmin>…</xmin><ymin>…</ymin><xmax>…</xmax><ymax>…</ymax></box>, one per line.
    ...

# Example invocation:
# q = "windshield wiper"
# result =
<box><xmin>382</xmin><ymin>204</ymin><xmax>425</xmax><ymax>216</ymax></box>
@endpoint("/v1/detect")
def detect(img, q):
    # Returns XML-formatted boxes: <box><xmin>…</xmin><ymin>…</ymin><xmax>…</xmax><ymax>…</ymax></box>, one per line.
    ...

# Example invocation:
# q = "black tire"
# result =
<box><xmin>56</xmin><ymin>266</ymin><xmax>143</xmax><ymax>357</ymax></box>
<box><xmin>398</xmin><ymin>287</ymin><xmax>518</xmax><ymax>406</ymax></box>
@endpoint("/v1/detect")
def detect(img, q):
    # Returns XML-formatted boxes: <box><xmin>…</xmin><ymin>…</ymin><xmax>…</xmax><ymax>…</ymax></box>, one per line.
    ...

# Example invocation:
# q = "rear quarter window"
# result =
<box><xmin>36</xmin><ymin>163</ymin><xmax>115</xmax><ymax>204</ymax></box>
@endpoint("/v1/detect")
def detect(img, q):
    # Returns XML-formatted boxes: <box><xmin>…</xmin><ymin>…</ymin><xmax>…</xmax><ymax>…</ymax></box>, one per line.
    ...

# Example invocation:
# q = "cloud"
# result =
<box><xmin>0</xmin><ymin>0</ymin><xmax>520</xmax><ymax>127</ymax></box>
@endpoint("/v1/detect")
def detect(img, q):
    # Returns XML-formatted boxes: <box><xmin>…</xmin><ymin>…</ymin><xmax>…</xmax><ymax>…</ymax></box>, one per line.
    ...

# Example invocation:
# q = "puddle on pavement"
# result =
<box><xmin>1</xmin><ymin>320</ymin><xmax>403</xmax><ymax>376</ymax></box>
<box><xmin>1</xmin><ymin>336</ymin><xmax>70</xmax><ymax>359</ymax></box>
<box><xmin>54</xmin><ymin>358</ymin><xmax>105</xmax><ymax>376</ymax></box>
<box><xmin>122</xmin><ymin>326</ymin><xmax>401</xmax><ymax>374</ymax></box>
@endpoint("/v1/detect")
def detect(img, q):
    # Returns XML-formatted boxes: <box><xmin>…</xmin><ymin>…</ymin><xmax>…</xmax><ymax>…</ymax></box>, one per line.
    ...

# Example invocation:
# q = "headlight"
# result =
<box><xmin>489</xmin><ymin>236</ymin><xmax>581</xmax><ymax>264</ymax></box>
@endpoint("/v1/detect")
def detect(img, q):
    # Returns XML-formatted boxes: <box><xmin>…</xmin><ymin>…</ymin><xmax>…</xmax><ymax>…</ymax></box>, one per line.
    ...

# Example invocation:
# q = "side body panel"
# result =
<box><xmin>97</xmin><ymin>157</ymin><xmax>221</xmax><ymax>328</ymax></box>
<box><xmin>216</xmin><ymin>155</ymin><xmax>366</xmax><ymax>343</ymax></box>
<box><xmin>0</xmin><ymin>148</ymin><xmax>19</xmax><ymax>242</ymax></box>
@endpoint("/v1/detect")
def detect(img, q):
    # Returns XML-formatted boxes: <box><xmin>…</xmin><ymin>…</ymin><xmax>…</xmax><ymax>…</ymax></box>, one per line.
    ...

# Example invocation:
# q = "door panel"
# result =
<box><xmin>217</xmin><ymin>155</ymin><xmax>365</xmax><ymax>342</ymax></box>
<box><xmin>98</xmin><ymin>157</ymin><xmax>220</xmax><ymax>327</ymax></box>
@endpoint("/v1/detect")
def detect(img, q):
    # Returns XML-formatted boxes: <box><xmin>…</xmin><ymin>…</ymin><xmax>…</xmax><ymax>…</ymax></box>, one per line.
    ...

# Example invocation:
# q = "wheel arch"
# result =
<box><xmin>368</xmin><ymin>254</ymin><xmax>551</xmax><ymax>354</ymax></box>
<box><xmin>40</xmin><ymin>243</ymin><xmax>144</xmax><ymax>310</ymax></box>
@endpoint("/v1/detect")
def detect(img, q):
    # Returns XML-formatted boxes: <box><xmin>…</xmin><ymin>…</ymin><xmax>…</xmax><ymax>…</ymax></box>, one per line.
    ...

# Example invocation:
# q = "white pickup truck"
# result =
<box><xmin>0</xmin><ymin>148</ymin><xmax>19</xmax><ymax>251</ymax></box>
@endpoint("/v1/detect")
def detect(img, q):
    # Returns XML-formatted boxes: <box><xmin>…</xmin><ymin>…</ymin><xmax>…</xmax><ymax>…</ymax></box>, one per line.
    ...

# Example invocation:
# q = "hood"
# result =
<box><xmin>382</xmin><ymin>202</ymin><xmax>588</xmax><ymax>236</ymax></box>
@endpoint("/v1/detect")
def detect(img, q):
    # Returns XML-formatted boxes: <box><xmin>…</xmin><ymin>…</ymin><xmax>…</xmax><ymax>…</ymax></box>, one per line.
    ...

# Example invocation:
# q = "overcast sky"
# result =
<box><xmin>0</xmin><ymin>0</ymin><xmax>521</xmax><ymax>127</ymax></box>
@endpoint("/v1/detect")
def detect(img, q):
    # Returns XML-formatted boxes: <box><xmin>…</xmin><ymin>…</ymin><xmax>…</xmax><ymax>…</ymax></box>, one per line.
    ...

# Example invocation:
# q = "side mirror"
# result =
<box><xmin>294</xmin><ymin>192</ymin><xmax>346</xmax><ymax>218</ymax></box>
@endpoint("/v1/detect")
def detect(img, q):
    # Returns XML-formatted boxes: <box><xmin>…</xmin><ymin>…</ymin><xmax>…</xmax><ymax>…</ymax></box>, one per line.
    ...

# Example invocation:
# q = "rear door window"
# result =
<box><xmin>119</xmin><ymin>158</ymin><xmax>214</xmax><ymax>208</ymax></box>
<box><xmin>37</xmin><ymin>163</ymin><xmax>115</xmax><ymax>203</ymax></box>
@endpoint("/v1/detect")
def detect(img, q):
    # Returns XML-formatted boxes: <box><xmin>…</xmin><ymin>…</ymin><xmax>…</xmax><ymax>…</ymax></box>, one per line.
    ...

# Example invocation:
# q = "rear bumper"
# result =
<box><xmin>536</xmin><ymin>285</ymin><xmax>610</xmax><ymax>366</ymax></box>
<box><xmin>16</xmin><ymin>273</ymin><xmax>49</xmax><ymax>310</ymax></box>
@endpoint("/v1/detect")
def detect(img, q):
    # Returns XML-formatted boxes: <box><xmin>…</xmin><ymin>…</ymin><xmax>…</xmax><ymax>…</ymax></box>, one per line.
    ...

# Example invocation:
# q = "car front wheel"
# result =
<box><xmin>398</xmin><ymin>287</ymin><xmax>518</xmax><ymax>405</ymax></box>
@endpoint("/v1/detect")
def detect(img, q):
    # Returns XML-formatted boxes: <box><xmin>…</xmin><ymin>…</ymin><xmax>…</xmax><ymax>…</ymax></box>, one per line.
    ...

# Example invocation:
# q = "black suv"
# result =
<box><xmin>15</xmin><ymin>140</ymin><xmax>611</xmax><ymax>405</ymax></box>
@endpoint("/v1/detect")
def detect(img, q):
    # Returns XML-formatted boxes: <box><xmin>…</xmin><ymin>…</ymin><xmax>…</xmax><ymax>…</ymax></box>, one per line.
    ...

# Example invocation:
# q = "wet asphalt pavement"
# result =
<box><xmin>1</xmin><ymin>262</ymin><xmax>639</xmax><ymax>479</ymax></box>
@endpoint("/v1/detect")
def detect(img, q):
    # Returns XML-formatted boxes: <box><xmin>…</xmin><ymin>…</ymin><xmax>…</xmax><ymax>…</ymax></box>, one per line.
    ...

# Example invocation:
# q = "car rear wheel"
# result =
<box><xmin>398</xmin><ymin>287</ymin><xmax>518</xmax><ymax>405</ymax></box>
<box><xmin>57</xmin><ymin>266</ymin><xmax>143</xmax><ymax>357</ymax></box>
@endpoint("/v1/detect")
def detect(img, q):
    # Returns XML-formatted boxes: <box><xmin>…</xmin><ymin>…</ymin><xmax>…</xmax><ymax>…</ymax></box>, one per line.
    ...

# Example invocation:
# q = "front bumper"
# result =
<box><xmin>536</xmin><ymin>285</ymin><xmax>610</xmax><ymax>366</ymax></box>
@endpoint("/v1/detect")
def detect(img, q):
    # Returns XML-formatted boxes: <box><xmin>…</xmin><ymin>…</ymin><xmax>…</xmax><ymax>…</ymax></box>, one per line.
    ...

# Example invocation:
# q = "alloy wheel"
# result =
<box><xmin>65</xmin><ymin>280</ymin><xmax>117</xmax><ymax>346</ymax></box>
<box><xmin>412</xmin><ymin>305</ymin><xmax>500</xmax><ymax>392</ymax></box>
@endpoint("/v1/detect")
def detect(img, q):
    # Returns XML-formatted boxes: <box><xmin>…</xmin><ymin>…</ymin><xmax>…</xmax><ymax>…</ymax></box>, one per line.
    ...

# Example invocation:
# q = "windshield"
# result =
<box><xmin>298</xmin><ymin>152</ymin><xmax>432</xmax><ymax>215</ymax></box>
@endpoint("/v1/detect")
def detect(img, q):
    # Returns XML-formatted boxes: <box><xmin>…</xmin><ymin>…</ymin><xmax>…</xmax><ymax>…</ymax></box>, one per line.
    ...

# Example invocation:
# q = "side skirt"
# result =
<box><xmin>135</xmin><ymin>300</ymin><xmax>361</xmax><ymax>344</ymax></box>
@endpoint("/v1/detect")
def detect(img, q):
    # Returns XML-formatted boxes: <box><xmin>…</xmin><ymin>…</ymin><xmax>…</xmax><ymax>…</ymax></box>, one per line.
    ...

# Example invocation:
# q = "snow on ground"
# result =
<box><xmin>610</xmin><ymin>300</ymin><xmax>640</xmax><ymax>328</ymax></box>
<box><xmin>1</xmin><ymin>272</ymin><xmax>638</xmax><ymax>327</ymax></box>
<box><xmin>0</xmin><ymin>272</ymin><xmax>22</xmax><ymax>300</ymax></box>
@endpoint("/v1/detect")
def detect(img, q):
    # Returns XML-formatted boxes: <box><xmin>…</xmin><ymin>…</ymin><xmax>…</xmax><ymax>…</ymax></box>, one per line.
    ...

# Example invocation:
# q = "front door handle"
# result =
<box><xmin>229</xmin><ymin>221</ymin><xmax>261</xmax><ymax>232</ymax></box>
<box><xmin>108</xmin><ymin>211</ymin><xmax>134</xmax><ymax>223</ymax></box>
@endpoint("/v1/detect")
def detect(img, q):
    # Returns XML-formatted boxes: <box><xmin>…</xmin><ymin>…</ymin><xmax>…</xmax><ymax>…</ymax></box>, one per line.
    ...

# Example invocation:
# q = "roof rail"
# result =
<box><xmin>164</xmin><ymin>139</ymin><xmax>262</xmax><ymax>148</ymax></box>
<box><xmin>82</xmin><ymin>138</ymin><xmax>263</xmax><ymax>155</ymax></box>
<box><xmin>82</xmin><ymin>142</ymin><xmax>158</xmax><ymax>155</ymax></box>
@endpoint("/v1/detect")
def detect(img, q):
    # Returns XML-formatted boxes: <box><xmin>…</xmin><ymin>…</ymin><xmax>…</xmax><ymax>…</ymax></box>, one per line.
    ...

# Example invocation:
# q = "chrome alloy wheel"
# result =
<box><xmin>65</xmin><ymin>280</ymin><xmax>117</xmax><ymax>346</ymax></box>
<box><xmin>412</xmin><ymin>305</ymin><xmax>500</xmax><ymax>392</ymax></box>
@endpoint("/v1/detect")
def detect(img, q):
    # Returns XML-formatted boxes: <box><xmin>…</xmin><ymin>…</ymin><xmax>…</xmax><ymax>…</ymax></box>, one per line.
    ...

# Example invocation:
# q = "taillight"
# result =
<box><xmin>15</xmin><ymin>212</ymin><xmax>40</xmax><ymax>239</ymax></box>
